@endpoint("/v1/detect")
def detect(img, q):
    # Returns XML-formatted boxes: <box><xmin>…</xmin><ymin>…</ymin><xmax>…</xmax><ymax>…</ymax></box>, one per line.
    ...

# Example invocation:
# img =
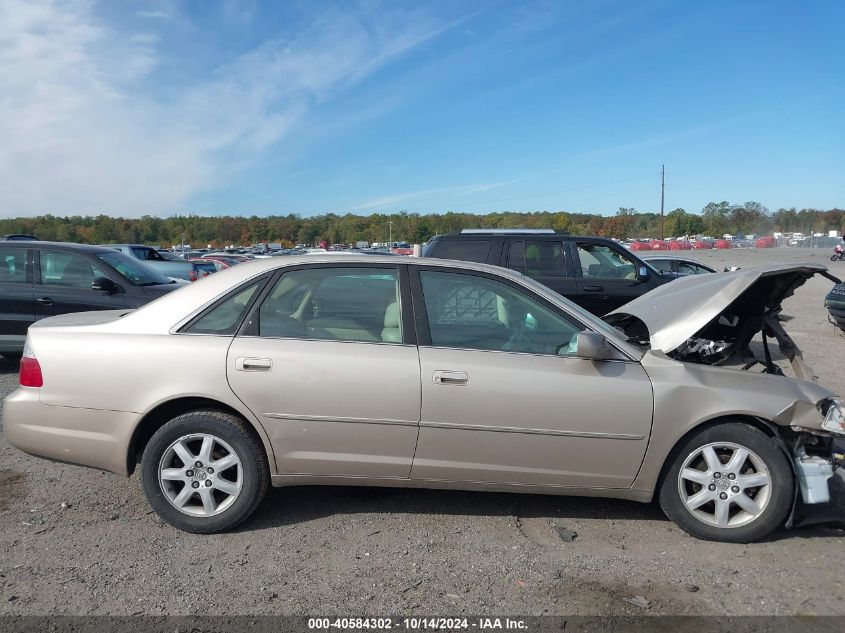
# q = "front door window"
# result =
<box><xmin>419</xmin><ymin>270</ymin><xmax>581</xmax><ymax>355</ymax></box>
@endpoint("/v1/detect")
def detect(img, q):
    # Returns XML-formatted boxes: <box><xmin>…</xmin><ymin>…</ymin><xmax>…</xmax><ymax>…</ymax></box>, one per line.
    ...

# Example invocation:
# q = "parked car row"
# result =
<box><xmin>628</xmin><ymin>236</ymin><xmax>779</xmax><ymax>251</ymax></box>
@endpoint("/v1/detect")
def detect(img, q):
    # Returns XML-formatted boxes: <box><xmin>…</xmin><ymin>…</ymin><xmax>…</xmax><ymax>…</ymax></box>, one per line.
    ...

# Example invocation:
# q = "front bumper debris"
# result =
<box><xmin>793</xmin><ymin>454</ymin><xmax>834</xmax><ymax>504</ymax></box>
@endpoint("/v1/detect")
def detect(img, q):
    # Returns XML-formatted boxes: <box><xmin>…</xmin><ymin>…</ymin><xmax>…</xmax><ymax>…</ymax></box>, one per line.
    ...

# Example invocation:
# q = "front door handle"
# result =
<box><xmin>236</xmin><ymin>357</ymin><xmax>272</xmax><ymax>372</ymax></box>
<box><xmin>582</xmin><ymin>285</ymin><xmax>604</xmax><ymax>292</ymax></box>
<box><xmin>433</xmin><ymin>370</ymin><xmax>469</xmax><ymax>386</ymax></box>
<box><xmin>36</xmin><ymin>297</ymin><xmax>54</xmax><ymax>305</ymax></box>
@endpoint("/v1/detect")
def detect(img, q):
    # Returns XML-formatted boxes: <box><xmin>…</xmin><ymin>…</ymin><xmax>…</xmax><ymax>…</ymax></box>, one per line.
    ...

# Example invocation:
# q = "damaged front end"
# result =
<box><xmin>609</xmin><ymin>264</ymin><xmax>845</xmax><ymax>524</ymax></box>
<box><xmin>605</xmin><ymin>263</ymin><xmax>841</xmax><ymax>380</ymax></box>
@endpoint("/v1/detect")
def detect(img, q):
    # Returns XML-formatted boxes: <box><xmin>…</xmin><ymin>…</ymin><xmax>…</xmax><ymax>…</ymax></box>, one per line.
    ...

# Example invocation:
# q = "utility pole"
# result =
<box><xmin>388</xmin><ymin>219</ymin><xmax>393</xmax><ymax>249</ymax></box>
<box><xmin>659</xmin><ymin>165</ymin><xmax>665</xmax><ymax>241</ymax></box>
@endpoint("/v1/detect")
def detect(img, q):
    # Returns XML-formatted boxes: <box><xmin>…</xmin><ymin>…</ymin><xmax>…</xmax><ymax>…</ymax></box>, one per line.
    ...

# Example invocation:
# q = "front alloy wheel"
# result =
<box><xmin>659</xmin><ymin>423</ymin><xmax>793</xmax><ymax>543</ymax></box>
<box><xmin>677</xmin><ymin>442</ymin><xmax>771</xmax><ymax>528</ymax></box>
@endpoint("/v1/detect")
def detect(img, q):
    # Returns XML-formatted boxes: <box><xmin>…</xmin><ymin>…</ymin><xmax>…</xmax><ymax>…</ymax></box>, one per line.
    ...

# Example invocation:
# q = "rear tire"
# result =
<box><xmin>141</xmin><ymin>409</ymin><xmax>270</xmax><ymax>533</ymax></box>
<box><xmin>659</xmin><ymin>423</ymin><xmax>793</xmax><ymax>543</ymax></box>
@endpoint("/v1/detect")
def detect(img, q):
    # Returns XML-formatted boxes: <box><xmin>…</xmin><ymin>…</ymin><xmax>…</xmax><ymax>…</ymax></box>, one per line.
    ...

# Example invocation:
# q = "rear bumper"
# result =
<box><xmin>2</xmin><ymin>388</ymin><xmax>138</xmax><ymax>475</ymax></box>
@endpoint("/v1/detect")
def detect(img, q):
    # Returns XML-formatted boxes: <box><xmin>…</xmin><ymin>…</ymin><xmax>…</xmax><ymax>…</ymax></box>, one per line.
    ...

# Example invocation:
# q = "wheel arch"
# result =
<box><xmin>126</xmin><ymin>396</ymin><xmax>275</xmax><ymax>475</ymax></box>
<box><xmin>651</xmin><ymin>414</ymin><xmax>785</xmax><ymax>501</ymax></box>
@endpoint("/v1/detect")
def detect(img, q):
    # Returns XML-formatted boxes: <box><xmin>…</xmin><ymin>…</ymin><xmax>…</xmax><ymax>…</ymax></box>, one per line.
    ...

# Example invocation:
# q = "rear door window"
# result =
<box><xmin>507</xmin><ymin>240</ymin><xmax>567</xmax><ymax>278</ymax></box>
<box><xmin>256</xmin><ymin>267</ymin><xmax>402</xmax><ymax>343</ymax></box>
<box><xmin>647</xmin><ymin>259</ymin><xmax>673</xmax><ymax>273</ymax></box>
<box><xmin>431</xmin><ymin>239</ymin><xmax>491</xmax><ymax>263</ymax></box>
<box><xmin>0</xmin><ymin>248</ymin><xmax>28</xmax><ymax>284</ymax></box>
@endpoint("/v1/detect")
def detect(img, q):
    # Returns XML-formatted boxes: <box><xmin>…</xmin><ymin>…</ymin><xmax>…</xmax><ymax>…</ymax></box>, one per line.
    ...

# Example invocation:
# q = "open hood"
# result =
<box><xmin>604</xmin><ymin>264</ymin><xmax>840</xmax><ymax>377</ymax></box>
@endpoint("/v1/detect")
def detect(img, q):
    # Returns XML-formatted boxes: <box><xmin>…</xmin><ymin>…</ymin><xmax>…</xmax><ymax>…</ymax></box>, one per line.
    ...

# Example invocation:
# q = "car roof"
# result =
<box><xmin>0</xmin><ymin>240</ymin><xmax>115</xmax><ymax>254</ymax></box>
<box><xmin>110</xmin><ymin>254</ymin><xmax>560</xmax><ymax>328</ymax></box>
<box><xmin>34</xmin><ymin>253</ymin><xmax>645</xmax><ymax>360</ymax></box>
<box><xmin>429</xmin><ymin>231</ymin><xmax>615</xmax><ymax>243</ymax></box>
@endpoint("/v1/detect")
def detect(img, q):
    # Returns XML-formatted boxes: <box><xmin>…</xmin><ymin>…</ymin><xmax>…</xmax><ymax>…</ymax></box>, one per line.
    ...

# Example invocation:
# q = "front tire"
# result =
<box><xmin>659</xmin><ymin>423</ymin><xmax>793</xmax><ymax>543</ymax></box>
<box><xmin>141</xmin><ymin>410</ymin><xmax>270</xmax><ymax>533</ymax></box>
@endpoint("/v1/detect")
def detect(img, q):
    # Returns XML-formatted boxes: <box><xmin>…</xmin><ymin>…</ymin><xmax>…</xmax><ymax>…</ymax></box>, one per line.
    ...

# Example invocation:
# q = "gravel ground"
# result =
<box><xmin>1</xmin><ymin>247</ymin><xmax>844</xmax><ymax>616</ymax></box>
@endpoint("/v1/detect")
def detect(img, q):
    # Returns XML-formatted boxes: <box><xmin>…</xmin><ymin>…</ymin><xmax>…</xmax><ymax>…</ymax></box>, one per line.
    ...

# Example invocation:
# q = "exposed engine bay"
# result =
<box><xmin>604</xmin><ymin>264</ymin><xmax>842</xmax><ymax>381</ymax></box>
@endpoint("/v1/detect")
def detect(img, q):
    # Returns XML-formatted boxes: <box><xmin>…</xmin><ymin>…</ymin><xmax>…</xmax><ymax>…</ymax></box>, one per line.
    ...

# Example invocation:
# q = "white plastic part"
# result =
<box><xmin>794</xmin><ymin>455</ymin><xmax>834</xmax><ymax>504</ymax></box>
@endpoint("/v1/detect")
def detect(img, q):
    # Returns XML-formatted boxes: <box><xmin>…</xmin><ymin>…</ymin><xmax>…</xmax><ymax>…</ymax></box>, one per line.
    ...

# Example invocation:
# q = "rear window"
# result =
<box><xmin>184</xmin><ymin>282</ymin><xmax>261</xmax><ymax>335</ymax></box>
<box><xmin>427</xmin><ymin>239</ymin><xmax>491</xmax><ymax>263</ymax></box>
<box><xmin>194</xmin><ymin>262</ymin><xmax>217</xmax><ymax>274</ymax></box>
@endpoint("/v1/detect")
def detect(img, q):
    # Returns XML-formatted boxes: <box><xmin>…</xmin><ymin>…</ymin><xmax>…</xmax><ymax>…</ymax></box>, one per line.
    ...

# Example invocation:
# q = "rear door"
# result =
<box><xmin>502</xmin><ymin>238</ymin><xmax>579</xmax><ymax>301</ymax></box>
<box><xmin>0</xmin><ymin>247</ymin><xmax>35</xmax><ymax>351</ymax></box>
<box><xmin>226</xmin><ymin>264</ymin><xmax>422</xmax><ymax>478</ymax></box>
<box><xmin>34</xmin><ymin>249</ymin><xmax>127</xmax><ymax>319</ymax></box>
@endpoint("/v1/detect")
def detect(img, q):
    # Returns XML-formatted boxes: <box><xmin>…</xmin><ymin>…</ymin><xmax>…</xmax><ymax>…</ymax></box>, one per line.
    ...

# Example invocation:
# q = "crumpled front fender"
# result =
<box><xmin>630</xmin><ymin>351</ymin><xmax>837</xmax><ymax>496</ymax></box>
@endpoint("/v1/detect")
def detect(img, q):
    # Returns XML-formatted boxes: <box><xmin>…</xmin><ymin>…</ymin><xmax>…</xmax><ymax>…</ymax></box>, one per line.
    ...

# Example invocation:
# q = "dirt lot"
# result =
<box><xmin>1</xmin><ymin>247</ymin><xmax>844</xmax><ymax>616</ymax></box>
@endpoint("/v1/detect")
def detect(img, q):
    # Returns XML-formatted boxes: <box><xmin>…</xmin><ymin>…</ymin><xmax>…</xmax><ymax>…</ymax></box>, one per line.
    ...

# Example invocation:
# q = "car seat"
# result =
<box><xmin>381</xmin><ymin>302</ymin><xmax>401</xmax><ymax>343</ymax></box>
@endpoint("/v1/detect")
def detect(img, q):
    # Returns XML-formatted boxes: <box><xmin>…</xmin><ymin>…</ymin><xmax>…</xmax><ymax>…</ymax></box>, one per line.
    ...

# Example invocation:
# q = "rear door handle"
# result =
<box><xmin>433</xmin><ymin>370</ymin><xmax>469</xmax><ymax>386</ymax></box>
<box><xmin>36</xmin><ymin>297</ymin><xmax>54</xmax><ymax>305</ymax></box>
<box><xmin>582</xmin><ymin>285</ymin><xmax>604</xmax><ymax>292</ymax></box>
<box><xmin>236</xmin><ymin>357</ymin><xmax>272</xmax><ymax>372</ymax></box>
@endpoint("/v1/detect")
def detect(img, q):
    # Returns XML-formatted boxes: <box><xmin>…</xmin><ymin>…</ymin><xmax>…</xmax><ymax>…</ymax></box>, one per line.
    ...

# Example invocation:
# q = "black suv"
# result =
<box><xmin>422</xmin><ymin>229</ymin><xmax>669</xmax><ymax>315</ymax></box>
<box><xmin>0</xmin><ymin>241</ymin><xmax>181</xmax><ymax>356</ymax></box>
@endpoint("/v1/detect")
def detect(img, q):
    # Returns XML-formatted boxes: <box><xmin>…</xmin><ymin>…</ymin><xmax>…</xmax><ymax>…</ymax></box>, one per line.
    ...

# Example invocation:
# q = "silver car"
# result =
<box><xmin>4</xmin><ymin>256</ymin><xmax>843</xmax><ymax>542</ymax></box>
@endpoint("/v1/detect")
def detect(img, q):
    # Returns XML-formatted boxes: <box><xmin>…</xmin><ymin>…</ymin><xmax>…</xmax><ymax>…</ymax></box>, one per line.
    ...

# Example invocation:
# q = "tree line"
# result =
<box><xmin>1</xmin><ymin>203</ymin><xmax>842</xmax><ymax>247</ymax></box>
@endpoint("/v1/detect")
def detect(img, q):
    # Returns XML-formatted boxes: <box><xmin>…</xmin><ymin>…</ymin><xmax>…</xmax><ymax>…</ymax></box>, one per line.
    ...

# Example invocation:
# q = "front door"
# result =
<box><xmin>226</xmin><ymin>265</ymin><xmax>421</xmax><ymax>479</ymax></box>
<box><xmin>410</xmin><ymin>268</ymin><xmax>653</xmax><ymax>489</ymax></box>
<box><xmin>34</xmin><ymin>249</ymin><xmax>127</xmax><ymax>319</ymax></box>
<box><xmin>573</xmin><ymin>241</ymin><xmax>653</xmax><ymax>314</ymax></box>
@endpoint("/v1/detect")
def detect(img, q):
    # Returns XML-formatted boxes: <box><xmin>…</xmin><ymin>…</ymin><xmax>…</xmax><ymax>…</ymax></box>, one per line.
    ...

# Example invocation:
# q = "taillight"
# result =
<box><xmin>188</xmin><ymin>270</ymin><xmax>198</xmax><ymax>282</ymax></box>
<box><xmin>19</xmin><ymin>342</ymin><xmax>43</xmax><ymax>388</ymax></box>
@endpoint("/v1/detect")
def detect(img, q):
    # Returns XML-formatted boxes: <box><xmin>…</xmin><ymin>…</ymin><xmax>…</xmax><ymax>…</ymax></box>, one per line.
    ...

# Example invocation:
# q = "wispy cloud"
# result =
<box><xmin>351</xmin><ymin>179</ymin><xmax>517</xmax><ymax>210</ymax></box>
<box><xmin>0</xmin><ymin>0</ymin><xmax>469</xmax><ymax>215</ymax></box>
<box><xmin>137</xmin><ymin>10</ymin><xmax>169</xmax><ymax>19</ymax></box>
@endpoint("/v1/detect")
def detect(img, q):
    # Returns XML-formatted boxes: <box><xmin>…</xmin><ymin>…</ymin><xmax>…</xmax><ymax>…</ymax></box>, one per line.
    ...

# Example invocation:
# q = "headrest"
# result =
<box><xmin>384</xmin><ymin>302</ymin><xmax>400</xmax><ymax>327</ymax></box>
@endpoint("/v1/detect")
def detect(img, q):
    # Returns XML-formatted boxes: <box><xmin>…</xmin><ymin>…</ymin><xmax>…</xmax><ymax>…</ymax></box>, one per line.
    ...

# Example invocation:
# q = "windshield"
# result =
<box><xmin>97</xmin><ymin>252</ymin><xmax>174</xmax><ymax>286</ymax></box>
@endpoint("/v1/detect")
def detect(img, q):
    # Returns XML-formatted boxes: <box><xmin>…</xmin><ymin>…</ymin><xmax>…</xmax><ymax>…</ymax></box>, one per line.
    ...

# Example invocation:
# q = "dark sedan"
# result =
<box><xmin>0</xmin><ymin>241</ymin><xmax>181</xmax><ymax>356</ymax></box>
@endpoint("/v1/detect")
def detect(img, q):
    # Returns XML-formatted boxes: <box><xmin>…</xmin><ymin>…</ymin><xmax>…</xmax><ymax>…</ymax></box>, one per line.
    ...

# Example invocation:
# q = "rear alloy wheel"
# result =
<box><xmin>659</xmin><ymin>423</ymin><xmax>793</xmax><ymax>543</ymax></box>
<box><xmin>141</xmin><ymin>410</ymin><xmax>269</xmax><ymax>533</ymax></box>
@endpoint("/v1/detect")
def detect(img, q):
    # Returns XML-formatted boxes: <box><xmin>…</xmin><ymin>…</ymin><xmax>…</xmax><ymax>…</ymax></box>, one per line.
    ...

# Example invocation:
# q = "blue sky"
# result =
<box><xmin>1</xmin><ymin>0</ymin><xmax>843</xmax><ymax>217</ymax></box>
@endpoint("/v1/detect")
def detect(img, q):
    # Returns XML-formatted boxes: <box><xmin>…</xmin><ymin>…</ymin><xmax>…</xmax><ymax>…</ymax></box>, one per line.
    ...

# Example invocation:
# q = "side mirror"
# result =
<box><xmin>574</xmin><ymin>331</ymin><xmax>613</xmax><ymax>360</ymax></box>
<box><xmin>92</xmin><ymin>276</ymin><xmax>119</xmax><ymax>294</ymax></box>
<box><xmin>637</xmin><ymin>266</ymin><xmax>650</xmax><ymax>282</ymax></box>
